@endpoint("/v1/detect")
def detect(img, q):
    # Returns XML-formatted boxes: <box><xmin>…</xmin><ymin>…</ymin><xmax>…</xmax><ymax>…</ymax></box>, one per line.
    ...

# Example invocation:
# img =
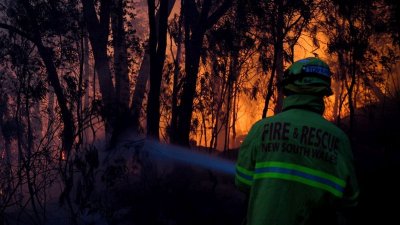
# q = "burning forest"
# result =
<box><xmin>0</xmin><ymin>0</ymin><xmax>399</xmax><ymax>225</ymax></box>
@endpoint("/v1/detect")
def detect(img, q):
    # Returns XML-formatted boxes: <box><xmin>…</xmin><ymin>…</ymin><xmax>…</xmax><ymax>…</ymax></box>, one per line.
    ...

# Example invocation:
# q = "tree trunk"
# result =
<box><xmin>83</xmin><ymin>34</ymin><xmax>91</xmax><ymax>111</ymax></box>
<box><xmin>82</xmin><ymin>0</ymin><xmax>116</xmax><ymax>133</ymax></box>
<box><xmin>172</xmin><ymin>0</ymin><xmax>232</xmax><ymax>146</ymax></box>
<box><xmin>170</xmin><ymin>0</ymin><xmax>184</xmax><ymax>142</ymax></box>
<box><xmin>175</xmin><ymin>31</ymin><xmax>204</xmax><ymax>146</ymax></box>
<box><xmin>0</xmin><ymin>94</ymin><xmax>12</xmax><ymax>196</ymax></box>
<box><xmin>209</xmin><ymin>63</ymin><xmax>227</xmax><ymax>150</ymax></box>
<box><xmin>224</xmin><ymin>71</ymin><xmax>233</xmax><ymax>151</ymax></box>
<box><xmin>223</xmin><ymin>0</ymin><xmax>244</xmax><ymax>150</ymax></box>
<box><xmin>131</xmin><ymin>0</ymin><xmax>176</xmax><ymax>133</ymax></box>
<box><xmin>131</xmin><ymin>53</ymin><xmax>150</xmax><ymax>132</ymax></box>
<box><xmin>15</xmin><ymin>0</ymin><xmax>75</xmax><ymax>153</ymax></box>
<box><xmin>347</xmin><ymin>19</ymin><xmax>358</xmax><ymax>136</ymax></box>
<box><xmin>332</xmin><ymin>78</ymin><xmax>341</xmax><ymax>121</ymax></box>
<box><xmin>223</xmin><ymin>49</ymin><xmax>240</xmax><ymax>151</ymax></box>
<box><xmin>334</xmin><ymin>51</ymin><xmax>347</xmax><ymax>122</ymax></box>
<box><xmin>108</xmin><ymin>0</ymin><xmax>134</xmax><ymax>145</ymax></box>
<box><xmin>347</xmin><ymin>57</ymin><xmax>356</xmax><ymax>135</ymax></box>
<box><xmin>231</xmin><ymin>83</ymin><xmax>239</xmax><ymax>148</ymax></box>
<box><xmin>334</xmin><ymin>18</ymin><xmax>347</xmax><ymax>124</ymax></box>
<box><xmin>18</xmin><ymin>3</ymin><xmax>77</xmax><ymax>219</ymax></box>
<box><xmin>92</xmin><ymin>48</ymin><xmax>116</xmax><ymax>107</ymax></box>
<box><xmin>273</xmin><ymin>0</ymin><xmax>284</xmax><ymax>114</ymax></box>
<box><xmin>78</xmin><ymin>33</ymin><xmax>85</xmax><ymax>145</ymax></box>
<box><xmin>112</xmin><ymin>0</ymin><xmax>130</xmax><ymax>109</ymax></box>
<box><xmin>262</xmin><ymin>56</ymin><xmax>277</xmax><ymax>118</ymax></box>
<box><xmin>216</xmin><ymin>60</ymin><xmax>230</xmax><ymax>150</ymax></box>
<box><xmin>146</xmin><ymin>0</ymin><xmax>170</xmax><ymax>139</ymax></box>
<box><xmin>28</xmin><ymin>37</ymin><xmax>74</xmax><ymax>156</ymax></box>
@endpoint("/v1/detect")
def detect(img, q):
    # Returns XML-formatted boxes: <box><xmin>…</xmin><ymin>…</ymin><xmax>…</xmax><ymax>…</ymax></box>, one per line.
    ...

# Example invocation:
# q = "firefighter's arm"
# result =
<box><xmin>335</xmin><ymin>137</ymin><xmax>360</xmax><ymax>225</ymax></box>
<box><xmin>235</xmin><ymin>121</ymin><xmax>262</xmax><ymax>193</ymax></box>
<box><xmin>337</xmin><ymin>172</ymin><xmax>359</xmax><ymax>225</ymax></box>
<box><xmin>342</xmin><ymin>166</ymin><xmax>359</xmax><ymax>208</ymax></box>
<box><xmin>341</xmin><ymin>138</ymin><xmax>360</xmax><ymax>208</ymax></box>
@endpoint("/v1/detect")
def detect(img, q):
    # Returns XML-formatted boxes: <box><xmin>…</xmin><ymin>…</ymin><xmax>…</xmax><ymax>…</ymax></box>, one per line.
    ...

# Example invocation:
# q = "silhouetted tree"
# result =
<box><xmin>0</xmin><ymin>0</ymin><xmax>76</xmax><ymax>153</ymax></box>
<box><xmin>249</xmin><ymin>0</ymin><xmax>315</xmax><ymax>117</ymax></box>
<box><xmin>0</xmin><ymin>1</ymin><xmax>87</xmax><ymax>223</ymax></box>
<box><xmin>171</xmin><ymin>0</ymin><xmax>232</xmax><ymax>146</ymax></box>
<box><xmin>197</xmin><ymin>0</ymin><xmax>251</xmax><ymax>150</ymax></box>
<box><xmin>319</xmin><ymin>0</ymin><xmax>399</xmax><ymax>133</ymax></box>
<box><xmin>146</xmin><ymin>0</ymin><xmax>173</xmax><ymax>139</ymax></box>
<box><xmin>131</xmin><ymin>0</ymin><xmax>176</xmax><ymax>134</ymax></box>
<box><xmin>82</xmin><ymin>0</ymin><xmax>116</xmax><ymax>137</ymax></box>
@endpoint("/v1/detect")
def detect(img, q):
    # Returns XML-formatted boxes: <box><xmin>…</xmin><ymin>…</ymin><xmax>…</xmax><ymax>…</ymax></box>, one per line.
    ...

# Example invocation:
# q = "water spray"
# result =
<box><xmin>141</xmin><ymin>139</ymin><xmax>236</xmax><ymax>176</ymax></box>
<box><xmin>106</xmin><ymin>131</ymin><xmax>237</xmax><ymax>176</ymax></box>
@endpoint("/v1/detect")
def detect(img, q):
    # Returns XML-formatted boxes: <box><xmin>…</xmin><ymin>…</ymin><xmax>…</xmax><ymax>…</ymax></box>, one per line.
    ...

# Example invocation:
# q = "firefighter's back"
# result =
<box><xmin>245</xmin><ymin>108</ymin><xmax>354</xmax><ymax>225</ymax></box>
<box><xmin>235</xmin><ymin>58</ymin><xmax>358</xmax><ymax>225</ymax></box>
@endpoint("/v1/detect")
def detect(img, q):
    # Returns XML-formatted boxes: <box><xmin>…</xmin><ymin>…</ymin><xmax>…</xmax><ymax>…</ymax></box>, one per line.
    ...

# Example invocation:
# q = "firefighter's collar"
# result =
<box><xmin>282</xmin><ymin>94</ymin><xmax>325</xmax><ymax>115</ymax></box>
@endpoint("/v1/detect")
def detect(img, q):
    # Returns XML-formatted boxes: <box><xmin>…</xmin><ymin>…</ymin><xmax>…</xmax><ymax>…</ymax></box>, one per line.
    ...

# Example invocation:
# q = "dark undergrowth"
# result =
<box><xmin>343</xmin><ymin>97</ymin><xmax>400</xmax><ymax>225</ymax></box>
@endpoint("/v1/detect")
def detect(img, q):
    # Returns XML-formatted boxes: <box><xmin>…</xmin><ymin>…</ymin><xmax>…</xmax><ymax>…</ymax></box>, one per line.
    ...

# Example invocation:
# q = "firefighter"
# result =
<box><xmin>235</xmin><ymin>57</ymin><xmax>359</xmax><ymax>225</ymax></box>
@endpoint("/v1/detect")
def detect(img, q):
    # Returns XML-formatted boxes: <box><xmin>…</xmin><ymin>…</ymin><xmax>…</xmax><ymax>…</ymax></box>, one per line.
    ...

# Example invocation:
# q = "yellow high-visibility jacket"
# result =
<box><xmin>235</xmin><ymin>95</ymin><xmax>359</xmax><ymax>225</ymax></box>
